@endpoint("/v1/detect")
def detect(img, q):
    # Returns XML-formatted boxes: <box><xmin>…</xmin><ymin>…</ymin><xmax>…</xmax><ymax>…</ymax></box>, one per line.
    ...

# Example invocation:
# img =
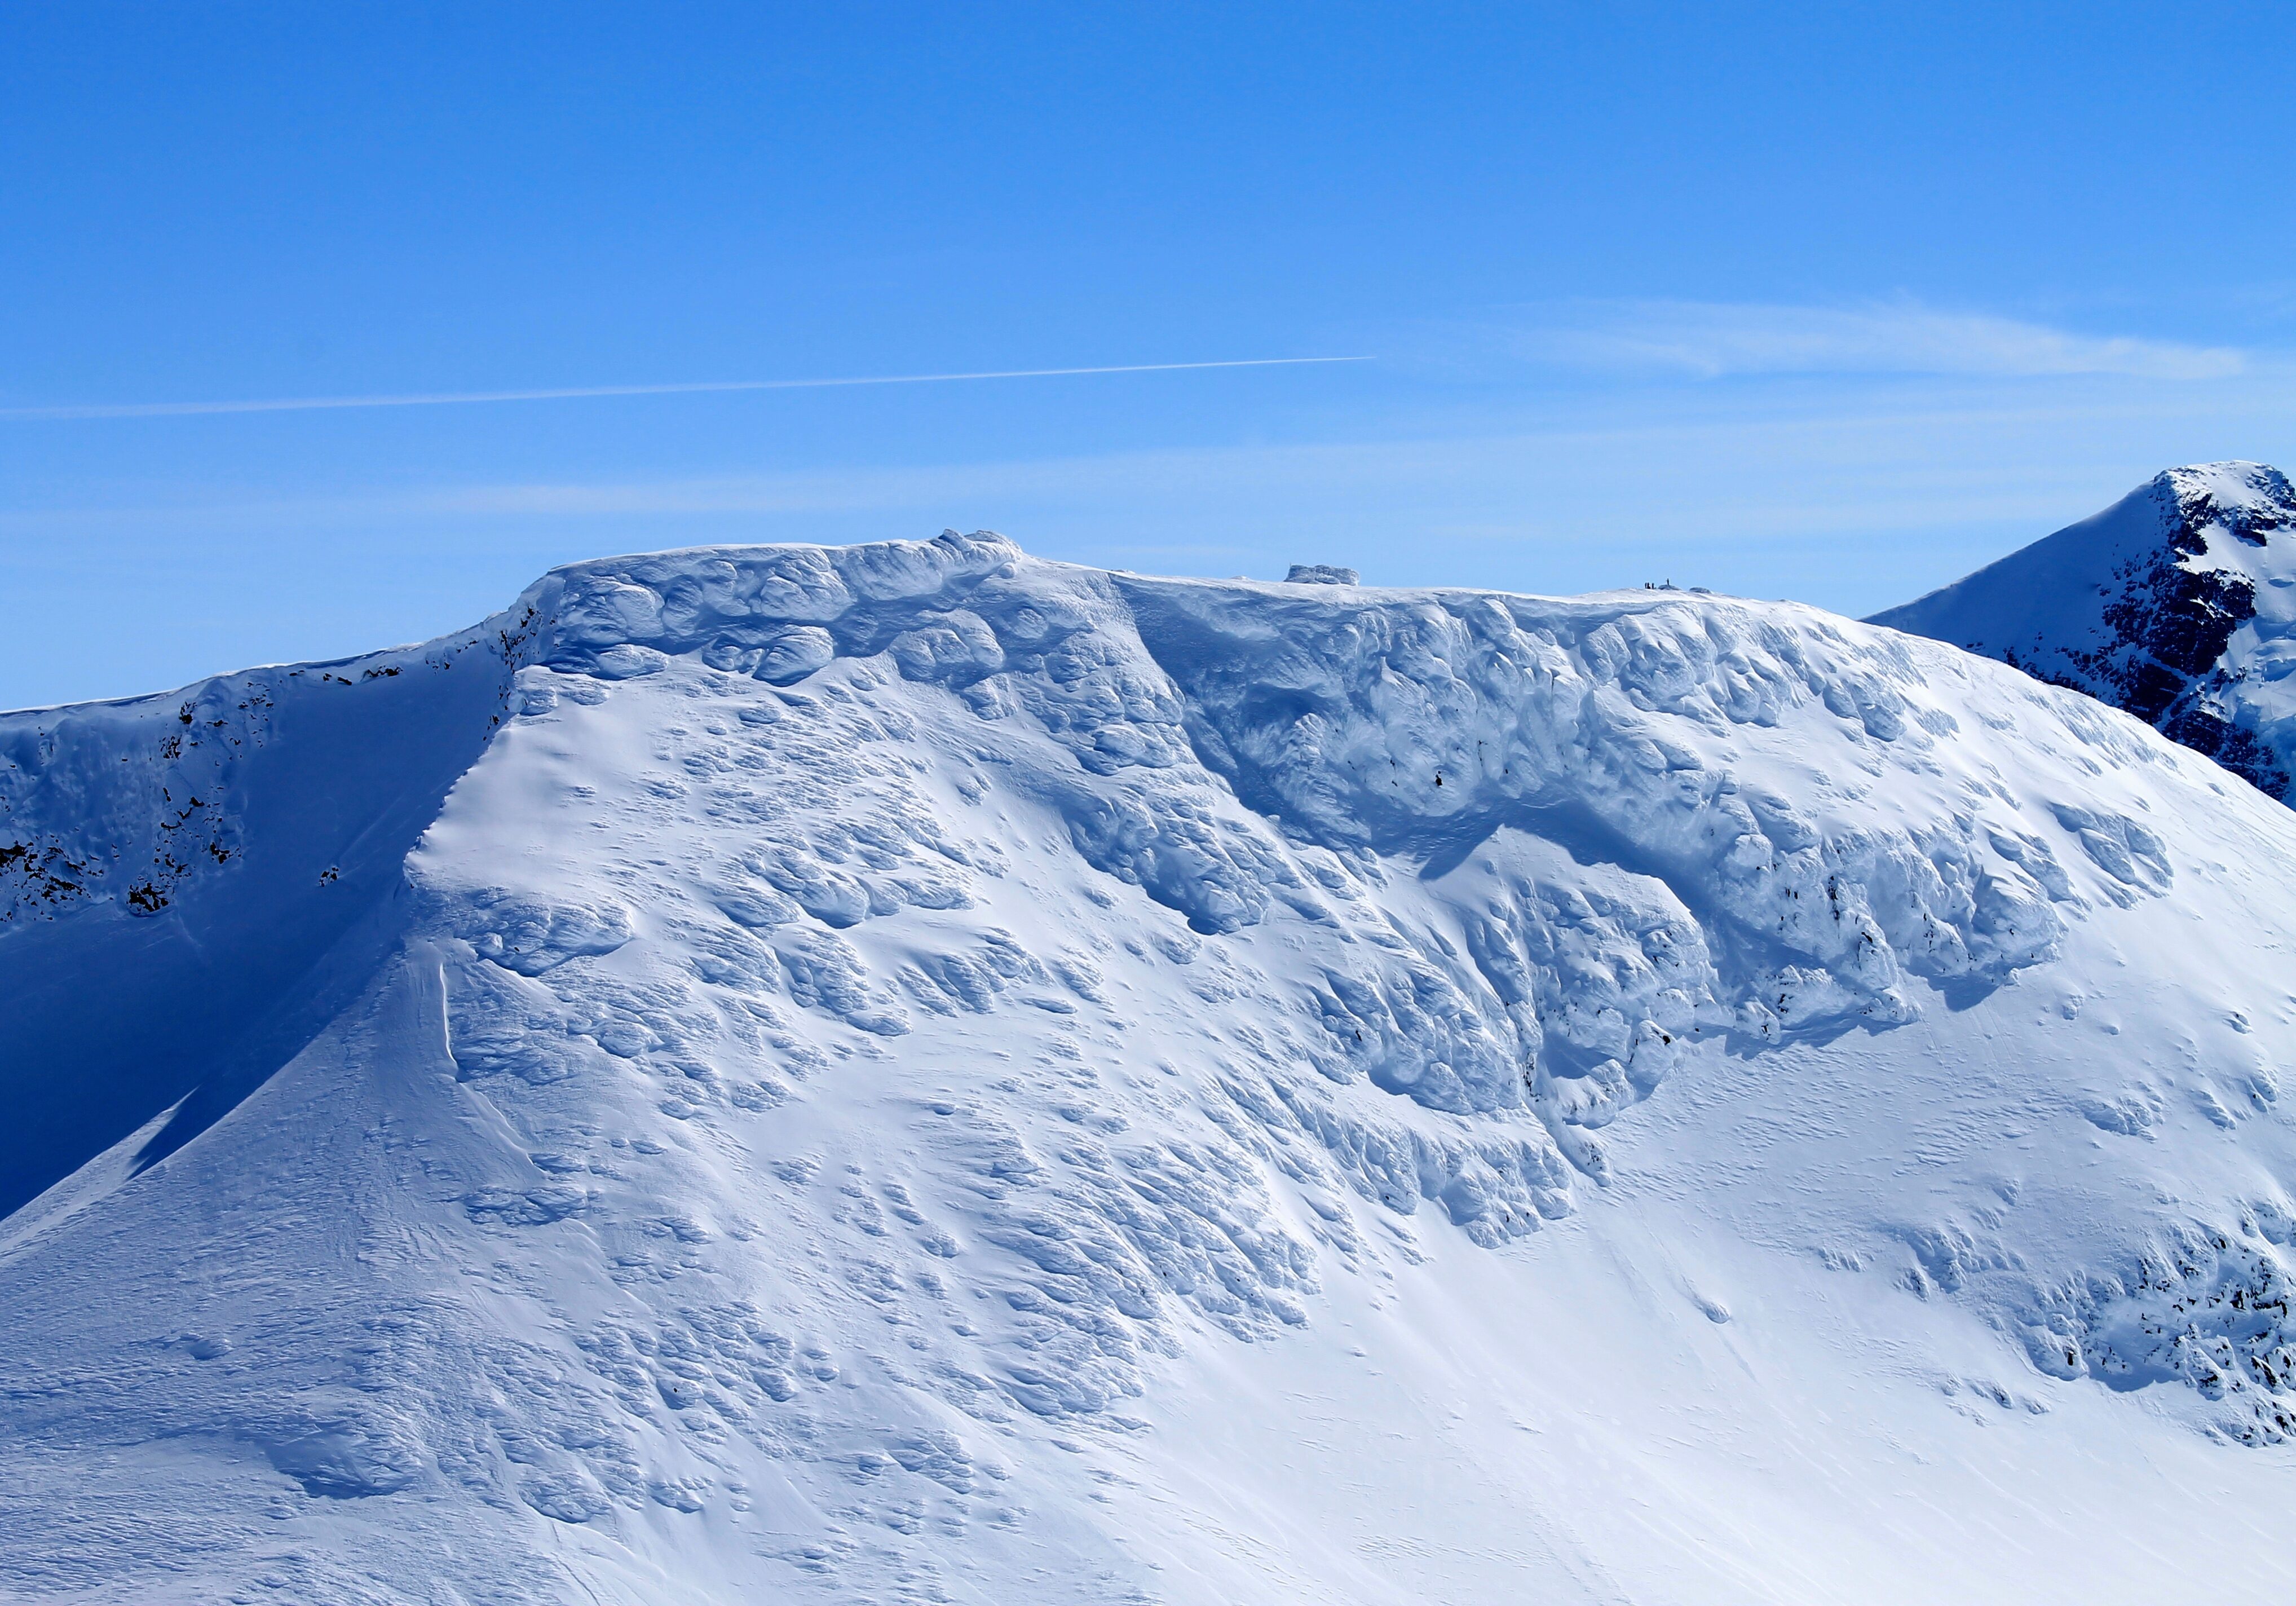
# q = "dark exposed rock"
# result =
<box><xmin>1872</xmin><ymin>464</ymin><xmax>2296</xmax><ymax>804</ymax></box>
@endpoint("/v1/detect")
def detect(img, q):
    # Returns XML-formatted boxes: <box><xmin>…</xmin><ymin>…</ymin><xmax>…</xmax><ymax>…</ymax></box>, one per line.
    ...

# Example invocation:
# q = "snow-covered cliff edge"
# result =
<box><xmin>6</xmin><ymin>532</ymin><xmax>2296</xmax><ymax>1604</ymax></box>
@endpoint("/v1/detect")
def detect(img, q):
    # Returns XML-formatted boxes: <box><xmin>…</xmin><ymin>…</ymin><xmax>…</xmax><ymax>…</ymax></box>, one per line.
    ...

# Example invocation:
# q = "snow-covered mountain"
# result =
<box><xmin>1871</xmin><ymin>461</ymin><xmax>2296</xmax><ymax>801</ymax></box>
<box><xmin>7</xmin><ymin>531</ymin><xmax>2296</xmax><ymax>1604</ymax></box>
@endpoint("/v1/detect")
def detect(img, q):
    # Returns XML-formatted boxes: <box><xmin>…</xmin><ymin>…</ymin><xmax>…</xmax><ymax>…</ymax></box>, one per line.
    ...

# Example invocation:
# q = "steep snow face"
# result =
<box><xmin>0</xmin><ymin>607</ymin><xmax>538</xmax><ymax>1220</ymax></box>
<box><xmin>7</xmin><ymin>533</ymin><xmax>2296</xmax><ymax>1604</ymax></box>
<box><xmin>1871</xmin><ymin>461</ymin><xmax>2296</xmax><ymax>801</ymax></box>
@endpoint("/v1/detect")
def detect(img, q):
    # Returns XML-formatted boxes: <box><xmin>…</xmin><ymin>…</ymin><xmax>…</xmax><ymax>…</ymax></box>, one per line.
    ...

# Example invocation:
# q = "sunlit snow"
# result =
<box><xmin>6</xmin><ymin>525</ymin><xmax>2296</xmax><ymax>1602</ymax></box>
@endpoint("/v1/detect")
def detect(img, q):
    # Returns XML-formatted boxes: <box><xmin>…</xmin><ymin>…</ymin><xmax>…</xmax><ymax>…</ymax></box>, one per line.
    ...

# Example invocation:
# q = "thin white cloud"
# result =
<box><xmin>0</xmin><ymin>356</ymin><xmax>1371</xmax><ymax>422</ymax></box>
<box><xmin>0</xmin><ymin>388</ymin><xmax>2214</xmax><ymax>539</ymax></box>
<box><xmin>7</xmin><ymin>363</ymin><xmax>2291</xmax><ymax>573</ymax></box>
<box><xmin>1500</xmin><ymin>299</ymin><xmax>2246</xmax><ymax>381</ymax></box>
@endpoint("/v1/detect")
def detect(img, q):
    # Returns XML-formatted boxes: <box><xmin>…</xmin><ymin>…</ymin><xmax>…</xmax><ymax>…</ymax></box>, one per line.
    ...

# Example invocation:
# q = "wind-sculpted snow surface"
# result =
<box><xmin>1875</xmin><ymin>461</ymin><xmax>2296</xmax><ymax>801</ymax></box>
<box><xmin>7</xmin><ymin>532</ymin><xmax>2296</xmax><ymax>1604</ymax></box>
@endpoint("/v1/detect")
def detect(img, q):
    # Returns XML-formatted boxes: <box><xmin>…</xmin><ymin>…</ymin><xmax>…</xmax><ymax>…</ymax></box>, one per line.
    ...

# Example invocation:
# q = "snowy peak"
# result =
<box><xmin>10</xmin><ymin>532</ymin><xmax>2296</xmax><ymax>1602</ymax></box>
<box><xmin>1</xmin><ymin>528</ymin><xmax>2276</xmax><ymax>1244</ymax></box>
<box><xmin>1870</xmin><ymin>461</ymin><xmax>2296</xmax><ymax>800</ymax></box>
<box><xmin>2169</xmin><ymin>460</ymin><xmax>2296</xmax><ymax>548</ymax></box>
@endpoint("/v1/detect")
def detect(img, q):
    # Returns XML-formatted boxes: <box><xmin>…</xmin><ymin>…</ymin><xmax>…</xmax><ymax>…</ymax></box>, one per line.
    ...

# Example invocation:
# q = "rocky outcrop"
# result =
<box><xmin>1873</xmin><ymin>462</ymin><xmax>2296</xmax><ymax>801</ymax></box>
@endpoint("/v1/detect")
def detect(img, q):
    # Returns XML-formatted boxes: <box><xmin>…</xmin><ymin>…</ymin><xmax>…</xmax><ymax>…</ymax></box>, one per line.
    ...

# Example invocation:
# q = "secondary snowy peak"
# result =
<box><xmin>1870</xmin><ymin>461</ymin><xmax>2296</xmax><ymax>800</ymax></box>
<box><xmin>8</xmin><ymin>531</ymin><xmax>2296</xmax><ymax>1604</ymax></box>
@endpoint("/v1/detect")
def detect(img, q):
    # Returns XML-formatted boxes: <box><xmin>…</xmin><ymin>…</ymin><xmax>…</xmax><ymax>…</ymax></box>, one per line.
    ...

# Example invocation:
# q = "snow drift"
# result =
<box><xmin>6</xmin><ymin>531</ymin><xmax>2296</xmax><ymax>1604</ymax></box>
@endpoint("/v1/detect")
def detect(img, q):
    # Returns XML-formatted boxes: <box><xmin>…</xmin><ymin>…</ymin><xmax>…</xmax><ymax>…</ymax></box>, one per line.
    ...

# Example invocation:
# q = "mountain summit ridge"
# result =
<box><xmin>1871</xmin><ymin>460</ymin><xmax>2296</xmax><ymax>800</ymax></box>
<box><xmin>6</xmin><ymin>533</ymin><xmax>2296</xmax><ymax>1603</ymax></box>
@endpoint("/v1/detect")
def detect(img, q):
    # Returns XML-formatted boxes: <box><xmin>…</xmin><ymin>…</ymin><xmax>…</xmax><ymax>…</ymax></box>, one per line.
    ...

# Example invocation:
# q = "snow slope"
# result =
<box><xmin>7</xmin><ymin>531</ymin><xmax>2296</xmax><ymax>1604</ymax></box>
<box><xmin>1871</xmin><ymin>461</ymin><xmax>2296</xmax><ymax>801</ymax></box>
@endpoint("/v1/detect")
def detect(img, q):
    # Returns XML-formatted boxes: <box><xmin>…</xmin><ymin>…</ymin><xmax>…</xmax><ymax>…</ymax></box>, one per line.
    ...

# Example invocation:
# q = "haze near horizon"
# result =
<box><xmin>7</xmin><ymin>3</ymin><xmax>2295</xmax><ymax>707</ymax></box>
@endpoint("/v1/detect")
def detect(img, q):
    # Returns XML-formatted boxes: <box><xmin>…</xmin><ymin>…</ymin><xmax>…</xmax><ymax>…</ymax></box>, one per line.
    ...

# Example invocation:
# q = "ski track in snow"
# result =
<box><xmin>5</xmin><ymin>529</ymin><xmax>2296</xmax><ymax>1602</ymax></box>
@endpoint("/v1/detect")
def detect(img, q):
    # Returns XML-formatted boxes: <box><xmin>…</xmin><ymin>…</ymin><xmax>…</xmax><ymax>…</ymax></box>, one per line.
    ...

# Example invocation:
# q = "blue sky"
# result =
<box><xmin>7</xmin><ymin>2</ymin><xmax>2296</xmax><ymax>707</ymax></box>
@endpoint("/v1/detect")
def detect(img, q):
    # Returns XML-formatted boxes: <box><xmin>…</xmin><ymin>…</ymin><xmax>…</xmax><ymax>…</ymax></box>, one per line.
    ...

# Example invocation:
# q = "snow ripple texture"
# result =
<box><xmin>7</xmin><ymin>531</ymin><xmax>2296</xmax><ymax>1603</ymax></box>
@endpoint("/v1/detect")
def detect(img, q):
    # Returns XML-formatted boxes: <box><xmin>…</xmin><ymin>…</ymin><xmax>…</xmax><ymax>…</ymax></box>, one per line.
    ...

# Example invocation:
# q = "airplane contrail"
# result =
<box><xmin>0</xmin><ymin>356</ymin><xmax>1374</xmax><ymax>421</ymax></box>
